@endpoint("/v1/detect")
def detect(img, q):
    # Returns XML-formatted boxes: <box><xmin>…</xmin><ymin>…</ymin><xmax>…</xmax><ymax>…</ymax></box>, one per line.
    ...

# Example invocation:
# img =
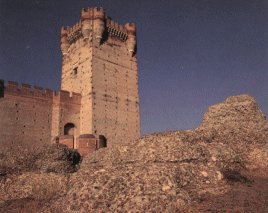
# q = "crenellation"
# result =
<box><xmin>5</xmin><ymin>81</ymin><xmax>20</xmax><ymax>95</ymax></box>
<box><xmin>3</xmin><ymin>81</ymin><xmax>59</xmax><ymax>100</ymax></box>
<box><xmin>53</xmin><ymin>90</ymin><xmax>82</xmax><ymax>105</ymax></box>
<box><xmin>62</xmin><ymin>7</ymin><xmax>135</xmax><ymax>55</ymax></box>
<box><xmin>61</xmin><ymin>26</ymin><xmax>68</xmax><ymax>36</ymax></box>
<box><xmin>21</xmin><ymin>83</ymin><xmax>32</xmax><ymax>95</ymax></box>
<box><xmin>81</xmin><ymin>7</ymin><xmax>93</xmax><ymax>20</ymax></box>
<box><xmin>106</xmin><ymin>19</ymin><xmax>128</xmax><ymax>41</ymax></box>
<box><xmin>125</xmin><ymin>23</ymin><xmax>136</xmax><ymax>35</ymax></box>
<box><xmin>0</xmin><ymin>6</ymin><xmax>140</xmax><ymax>153</ymax></box>
<box><xmin>93</xmin><ymin>7</ymin><xmax>105</xmax><ymax>19</ymax></box>
<box><xmin>44</xmin><ymin>88</ymin><xmax>55</xmax><ymax>98</ymax></box>
<box><xmin>66</xmin><ymin>22</ymin><xmax>83</xmax><ymax>44</ymax></box>
<box><xmin>70</xmin><ymin>92</ymin><xmax>81</xmax><ymax>102</ymax></box>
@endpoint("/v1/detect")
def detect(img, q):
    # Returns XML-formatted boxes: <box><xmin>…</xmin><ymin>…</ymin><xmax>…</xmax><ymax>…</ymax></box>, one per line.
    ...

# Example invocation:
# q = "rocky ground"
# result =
<box><xmin>1</xmin><ymin>94</ymin><xmax>268</xmax><ymax>212</ymax></box>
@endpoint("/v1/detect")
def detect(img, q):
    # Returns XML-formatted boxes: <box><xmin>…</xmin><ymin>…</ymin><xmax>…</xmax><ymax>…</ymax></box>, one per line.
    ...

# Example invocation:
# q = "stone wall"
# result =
<box><xmin>60</xmin><ymin>10</ymin><xmax>141</xmax><ymax>147</ymax></box>
<box><xmin>0</xmin><ymin>81</ymin><xmax>53</xmax><ymax>147</ymax></box>
<box><xmin>0</xmin><ymin>81</ymin><xmax>81</xmax><ymax>148</ymax></box>
<box><xmin>0</xmin><ymin>7</ymin><xmax>141</xmax><ymax>150</ymax></box>
<box><xmin>51</xmin><ymin>90</ymin><xmax>81</xmax><ymax>148</ymax></box>
<box><xmin>61</xmin><ymin>31</ymin><xmax>94</xmax><ymax>135</ymax></box>
<box><xmin>91</xmin><ymin>35</ymin><xmax>140</xmax><ymax>146</ymax></box>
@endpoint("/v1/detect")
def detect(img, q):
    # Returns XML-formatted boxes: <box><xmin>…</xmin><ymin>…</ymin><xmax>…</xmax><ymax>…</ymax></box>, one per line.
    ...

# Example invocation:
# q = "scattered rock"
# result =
<box><xmin>201</xmin><ymin>171</ymin><xmax>208</xmax><ymax>177</ymax></box>
<box><xmin>0</xmin><ymin>144</ymin><xmax>81</xmax><ymax>176</ymax></box>
<box><xmin>42</xmin><ymin>95</ymin><xmax>268</xmax><ymax>212</ymax></box>
<box><xmin>1</xmin><ymin>95</ymin><xmax>268</xmax><ymax>212</ymax></box>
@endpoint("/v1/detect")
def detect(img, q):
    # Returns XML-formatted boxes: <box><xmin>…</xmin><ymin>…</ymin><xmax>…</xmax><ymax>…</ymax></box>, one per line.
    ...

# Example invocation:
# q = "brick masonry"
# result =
<box><xmin>0</xmin><ymin>7</ymin><xmax>140</xmax><ymax>155</ymax></box>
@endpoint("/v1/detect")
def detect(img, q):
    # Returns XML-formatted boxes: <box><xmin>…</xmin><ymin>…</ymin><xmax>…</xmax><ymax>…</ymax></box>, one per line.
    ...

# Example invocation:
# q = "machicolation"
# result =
<box><xmin>0</xmin><ymin>7</ymin><xmax>140</xmax><ymax>156</ymax></box>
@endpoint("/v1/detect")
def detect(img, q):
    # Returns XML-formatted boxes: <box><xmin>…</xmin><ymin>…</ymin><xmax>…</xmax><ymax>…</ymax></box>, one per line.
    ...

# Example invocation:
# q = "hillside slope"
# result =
<box><xmin>1</xmin><ymin>95</ymin><xmax>267</xmax><ymax>212</ymax></box>
<box><xmin>44</xmin><ymin>94</ymin><xmax>268</xmax><ymax>212</ymax></box>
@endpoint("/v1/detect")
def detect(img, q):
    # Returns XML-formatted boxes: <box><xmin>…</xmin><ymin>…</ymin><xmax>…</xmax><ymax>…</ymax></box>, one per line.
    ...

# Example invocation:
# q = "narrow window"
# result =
<box><xmin>72</xmin><ymin>67</ymin><xmax>78</xmax><ymax>76</ymax></box>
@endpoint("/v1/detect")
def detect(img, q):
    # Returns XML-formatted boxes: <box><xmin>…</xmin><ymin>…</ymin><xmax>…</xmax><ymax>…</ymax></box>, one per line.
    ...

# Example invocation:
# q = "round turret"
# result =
<box><xmin>81</xmin><ymin>8</ymin><xmax>93</xmax><ymax>39</ymax></box>
<box><xmin>125</xmin><ymin>23</ymin><xmax>137</xmax><ymax>55</ymax></box>
<box><xmin>93</xmin><ymin>7</ymin><xmax>105</xmax><ymax>43</ymax></box>
<box><xmin>60</xmin><ymin>27</ymin><xmax>70</xmax><ymax>55</ymax></box>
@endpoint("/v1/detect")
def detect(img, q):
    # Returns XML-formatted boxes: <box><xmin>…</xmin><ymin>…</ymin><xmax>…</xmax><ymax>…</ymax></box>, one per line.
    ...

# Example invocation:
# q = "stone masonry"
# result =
<box><xmin>0</xmin><ymin>7</ymin><xmax>140</xmax><ymax>155</ymax></box>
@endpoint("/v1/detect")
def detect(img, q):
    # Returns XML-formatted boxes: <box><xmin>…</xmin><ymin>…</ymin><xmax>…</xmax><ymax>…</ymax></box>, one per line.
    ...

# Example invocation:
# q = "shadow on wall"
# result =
<box><xmin>64</xmin><ymin>123</ymin><xmax>75</xmax><ymax>135</ymax></box>
<box><xmin>99</xmin><ymin>135</ymin><xmax>107</xmax><ymax>148</ymax></box>
<box><xmin>0</xmin><ymin>80</ymin><xmax>4</xmax><ymax>98</ymax></box>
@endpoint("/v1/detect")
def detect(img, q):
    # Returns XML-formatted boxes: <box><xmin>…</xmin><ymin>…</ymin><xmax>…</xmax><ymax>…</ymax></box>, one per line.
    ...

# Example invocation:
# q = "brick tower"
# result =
<box><xmin>60</xmin><ymin>7</ymin><xmax>140</xmax><ymax>147</ymax></box>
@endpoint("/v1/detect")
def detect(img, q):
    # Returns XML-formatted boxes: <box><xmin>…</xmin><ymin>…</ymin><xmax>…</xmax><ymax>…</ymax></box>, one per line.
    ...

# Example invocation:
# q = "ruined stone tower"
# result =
<box><xmin>0</xmin><ymin>7</ymin><xmax>140</xmax><ymax>153</ymax></box>
<box><xmin>59</xmin><ymin>7</ymin><xmax>140</xmax><ymax>146</ymax></box>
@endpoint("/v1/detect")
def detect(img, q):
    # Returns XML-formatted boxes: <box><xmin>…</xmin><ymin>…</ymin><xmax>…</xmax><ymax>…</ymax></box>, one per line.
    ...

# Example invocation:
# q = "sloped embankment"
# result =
<box><xmin>43</xmin><ymin>95</ymin><xmax>268</xmax><ymax>212</ymax></box>
<box><xmin>0</xmin><ymin>144</ymin><xmax>81</xmax><ymax>212</ymax></box>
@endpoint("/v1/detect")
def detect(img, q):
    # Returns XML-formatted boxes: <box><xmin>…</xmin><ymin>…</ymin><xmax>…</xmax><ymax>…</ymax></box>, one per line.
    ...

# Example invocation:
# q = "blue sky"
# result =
<box><xmin>0</xmin><ymin>0</ymin><xmax>267</xmax><ymax>135</ymax></box>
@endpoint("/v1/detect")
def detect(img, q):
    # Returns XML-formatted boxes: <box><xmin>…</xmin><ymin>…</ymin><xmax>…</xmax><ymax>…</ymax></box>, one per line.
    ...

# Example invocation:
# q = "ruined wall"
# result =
<box><xmin>0</xmin><ymin>81</ymin><xmax>81</xmax><ymax>148</ymax></box>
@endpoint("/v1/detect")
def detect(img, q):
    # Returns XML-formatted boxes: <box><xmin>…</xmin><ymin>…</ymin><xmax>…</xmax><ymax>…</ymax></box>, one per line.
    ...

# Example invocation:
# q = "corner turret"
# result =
<box><xmin>60</xmin><ymin>27</ymin><xmax>70</xmax><ymax>55</ymax></box>
<box><xmin>81</xmin><ymin>8</ymin><xmax>93</xmax><ymax>39</ymax></box>
<box><xmin>125</xmin><ymin>23</ymin><xmax>137</xmax><ymax>55</ymax></box>
<box><xmin>93</xmin><ymin>7</ymin><xmax>105</xmax><ymax>44</ymax></box>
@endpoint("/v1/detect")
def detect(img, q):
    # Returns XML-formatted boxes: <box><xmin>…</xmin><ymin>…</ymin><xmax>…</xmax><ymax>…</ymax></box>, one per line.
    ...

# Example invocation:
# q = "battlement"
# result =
<box><xmin>65</xmin><ymin>21</ymin><xmax>83</xmax><ymax>44</ymax></box>
<box><xmin>2</xmin><ymin>80</ymin><xmax>81</xmax><ymax>104</ymax></box>
<box><xmin>81</xmin><ymin>7</ymin><xmax>105</xmax><ymax>20</ymax></box>
<box><xmin>93</xmin><ymin>7</ymin><xmax>105</xmax><ymax>20</ymax></box>
<box><xmin>60</xmin><ymin>7</ymin><xmax>136</xmax><ymax>47</ymax></box>
<box><xmin>54</xmin><ymin>90</ymin><xmax>81</xmax><ymax>104</ymax></box>
<box><xmin>81</xmin><ymin>8</ymin><xmax>93</xmax><ymax>20</ymax></box>
<box><xmin>106</xmin><ymin>18</ymin><xmax>128</xmax><ymax>41</ymax></box>
<box><xmin>4</xmin><ymin>80</ymin><xmax>54</xmax><ymax>99</ymax></box>
<box><xmin>66</xmin><ymin>21</ymin><xmax>82</xmax><ymax>35</ymax></box>
<box><xmin>125</xmin><ymin>23</ymin><xmax>136</xmax><ymax>35</ymax></box>
<box><xmin>60</xmin><ymin>26</ymin><xmax>68</xmax><ymax>37</ymax></box>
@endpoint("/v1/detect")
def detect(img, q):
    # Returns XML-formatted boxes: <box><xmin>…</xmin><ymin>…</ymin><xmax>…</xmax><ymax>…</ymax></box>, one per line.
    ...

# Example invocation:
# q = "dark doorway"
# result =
<box><xmin>99</xmin><ymin>135</ymin><xmax>107</xmax><ymax>148</ymax></box>
<box><xmin>64</xmin><ymin>123</ymin><xmax>75</xmax><ymax>135</ymax></box>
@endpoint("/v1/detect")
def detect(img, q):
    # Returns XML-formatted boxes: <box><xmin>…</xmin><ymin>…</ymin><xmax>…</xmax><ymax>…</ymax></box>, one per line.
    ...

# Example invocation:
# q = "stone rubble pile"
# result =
<box><xmin>42</xmin><ymin>94</ymin><xmax>268</xmax><ymax>212</ymax></box>
<box><xmin>1</xmin><ymin>95</ymin><xmax>267</xmax><ymax>212</ymax></box>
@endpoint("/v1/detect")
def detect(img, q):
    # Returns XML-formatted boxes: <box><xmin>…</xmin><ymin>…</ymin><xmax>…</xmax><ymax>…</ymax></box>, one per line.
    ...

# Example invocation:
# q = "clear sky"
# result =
<box><xmin>0</xmin><ymin>0</ymin><xmax>267</xmax><ymax>135</ymax></box>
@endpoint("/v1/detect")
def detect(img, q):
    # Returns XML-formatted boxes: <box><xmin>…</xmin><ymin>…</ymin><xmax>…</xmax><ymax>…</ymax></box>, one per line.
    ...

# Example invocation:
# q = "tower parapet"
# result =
<box><xmin>60</xmin><ymin>7</ymin><xmax>137</xmax><ymax>56</ymax></box>
<box><xmin>106</xmin><ymin>18</ymin><xmax>128</xmax><ymax>41</ymax></box>
<box><xmin>81</xmin><ymin>8</ymin><xmax>93</xmax><ymax>39</ymax></box>
<box><xmin>92</xmin><ymin>7</ymin><xmax>105</xmax><ymax>43</ymax></box>
<box><xmin>4</xmin><ymin>80</ymin><xmax>55</xmax><ymax>99</ymax></box>
<box><xmin>60</xmin><ymin>27</ymin><xmax>70</xmax><ymax>55</ymax></box>
<box><xmin>125</xmin><ymin>23</ymin><xmax>137</xmax><ymax>55</ymax></box>
<box><xmin>66</xmin><ymin>21</ymin><xmax>82</xmax><ymax>44</ymax></box>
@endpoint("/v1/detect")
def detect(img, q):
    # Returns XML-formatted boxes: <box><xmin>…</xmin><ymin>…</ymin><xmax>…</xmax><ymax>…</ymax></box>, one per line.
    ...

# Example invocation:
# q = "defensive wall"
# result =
<box><xmin>60</xmin><ymin>7</ymin><xmax>140</xmax><ymax>146</ymax></box>
<box><xmin>0</xmin><ymin>7</ymin><xmax>140</xmax><ymax>155</ymax></box>
<box><xmin>0</xmin><ymin>80</ymin><xmax>80</xmax><ymax>147</ymax></box>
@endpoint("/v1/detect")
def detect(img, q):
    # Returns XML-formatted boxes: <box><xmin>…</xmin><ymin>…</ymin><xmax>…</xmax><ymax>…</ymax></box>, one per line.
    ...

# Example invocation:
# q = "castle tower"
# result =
<box><xmin>60</xmin><ymin>7</ymin><xmax>140</xmax><ymax>146</ymax></box>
